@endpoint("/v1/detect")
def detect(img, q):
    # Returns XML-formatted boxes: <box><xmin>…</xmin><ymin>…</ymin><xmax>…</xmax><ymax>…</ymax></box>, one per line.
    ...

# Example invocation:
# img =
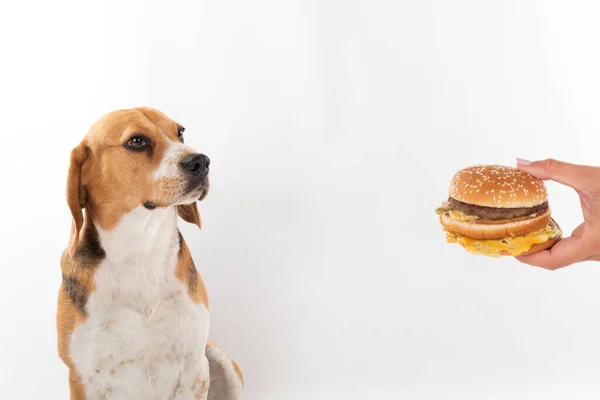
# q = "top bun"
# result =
<box><xmin>448</xmin><ymin>165</ymin><xmax>548</xmax><ymax>209</ymax></box>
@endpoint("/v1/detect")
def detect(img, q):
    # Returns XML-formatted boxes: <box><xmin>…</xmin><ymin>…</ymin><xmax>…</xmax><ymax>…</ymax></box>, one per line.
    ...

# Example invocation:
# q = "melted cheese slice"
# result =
<box><xmin>445</xmin><ymin>227</ymin><xmax>560</xmax><ymax>257</ymax></box>
<box><xmin>448</xmin><ymin>210</ymin><xmax>479</xmax><ymax>222</ymax></box>
<box><xmin>435</xmin><ymin>203</ymin><xmax>479</xmax><ymax>222</ymax></box>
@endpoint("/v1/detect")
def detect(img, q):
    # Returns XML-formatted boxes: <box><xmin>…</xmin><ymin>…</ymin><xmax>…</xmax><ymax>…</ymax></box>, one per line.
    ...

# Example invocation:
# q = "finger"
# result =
<box><xmin>516</xmin><ymin>158</ymin><xmax>591</xmax><ymax>191</ymax></box>
<box><xmin>571</xmin><ymin>222</ymin><xmax>586</xmax><ymax>238</ymax></box>
<box><xmin>515</xmin><ymin>236</ymin><xmax>588</xmax><ymax>270</ymax></box>
<box><xmin>584</xmin><ymin>254</ymin><xmax>600</xmax><ymax>262</ymax></box>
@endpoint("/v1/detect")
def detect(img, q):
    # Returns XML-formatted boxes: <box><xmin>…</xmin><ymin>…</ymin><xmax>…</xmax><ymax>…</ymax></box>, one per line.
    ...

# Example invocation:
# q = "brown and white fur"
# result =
<box><xmin>57</xmin><ymin>107</ymin><xmax>244</xmax><ymax>400</ymax></box>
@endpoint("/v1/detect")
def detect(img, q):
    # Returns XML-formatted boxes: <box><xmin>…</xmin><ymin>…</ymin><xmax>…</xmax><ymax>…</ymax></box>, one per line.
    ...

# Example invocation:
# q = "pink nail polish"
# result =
<box><xmin>517</xmin><ymin>158</ymin><xmax>532</xmax><ymax>165</ymax></box>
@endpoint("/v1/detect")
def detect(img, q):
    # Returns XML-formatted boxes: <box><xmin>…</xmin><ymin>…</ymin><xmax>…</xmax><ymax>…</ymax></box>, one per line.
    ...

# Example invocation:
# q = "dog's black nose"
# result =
<box><xmin>180</xmin><ymin>153</ymin><xmax>210</xmax><ymax>176</ymax></box>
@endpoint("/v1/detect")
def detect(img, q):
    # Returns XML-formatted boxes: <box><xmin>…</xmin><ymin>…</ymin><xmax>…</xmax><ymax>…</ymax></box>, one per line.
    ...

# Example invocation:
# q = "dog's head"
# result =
<box><xmin>66</xmin><ymin>107</ymin><xmax>208</xmax><ymax>245</ymax></box>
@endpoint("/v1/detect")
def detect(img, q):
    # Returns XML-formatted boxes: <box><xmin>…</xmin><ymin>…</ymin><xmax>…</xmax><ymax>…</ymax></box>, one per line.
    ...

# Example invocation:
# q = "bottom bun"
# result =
<box><xmin>444</xmin><ymin>219</ymin><xmax>562</xmax><ymax>258</ymax></box>
<box><xmin>498</xmin><ymin>233</ymin><xmax>561</xmax><ymax>256</ymax></box>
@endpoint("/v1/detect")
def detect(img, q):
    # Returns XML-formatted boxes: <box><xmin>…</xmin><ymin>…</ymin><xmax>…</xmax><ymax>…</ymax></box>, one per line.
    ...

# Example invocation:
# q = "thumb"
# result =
<box><xmin>516</xmin><ymin>158</ymin><xmax>590</xmax><ymax>191</ymax></box>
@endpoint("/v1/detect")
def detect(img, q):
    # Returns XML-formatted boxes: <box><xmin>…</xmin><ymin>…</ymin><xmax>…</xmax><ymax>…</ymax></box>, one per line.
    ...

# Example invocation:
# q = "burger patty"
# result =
<box><xmin>447</xmin><ymin>197</ymin><xmax>548</xmax><ymax>220</ymax></box>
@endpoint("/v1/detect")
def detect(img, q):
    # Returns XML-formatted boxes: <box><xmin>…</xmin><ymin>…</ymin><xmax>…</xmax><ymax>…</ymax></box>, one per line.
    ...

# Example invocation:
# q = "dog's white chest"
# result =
<box><xmin>69</xmin><ymin>208</ymin><xmax>210</xmax><ymax>400</ymax></box>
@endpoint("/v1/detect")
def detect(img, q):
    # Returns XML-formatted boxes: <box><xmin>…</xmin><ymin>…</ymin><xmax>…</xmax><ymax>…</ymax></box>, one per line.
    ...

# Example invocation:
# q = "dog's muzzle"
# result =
<box><xmin>180</xmin><ymin>153</ymin><xmax>210</xmax><ymax>197</ymax></box>
<box><xmin>180</xmin><ymin>153</ymin><xmax>210</xmax><ymax>178</ymax></box>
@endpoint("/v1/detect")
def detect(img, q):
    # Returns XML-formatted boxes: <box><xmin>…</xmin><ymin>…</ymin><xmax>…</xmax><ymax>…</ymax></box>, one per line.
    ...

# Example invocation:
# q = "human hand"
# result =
<box><xmin>515</xmin><ymin>158</ymin><xmax>600</xmax><ymax>270</ymax></box>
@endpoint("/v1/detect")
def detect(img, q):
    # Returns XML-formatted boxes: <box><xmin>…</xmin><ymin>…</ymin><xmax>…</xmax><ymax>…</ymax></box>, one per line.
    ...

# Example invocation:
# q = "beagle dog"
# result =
<box><xmin>57</xmin><ymin>107</ymin><xmax>244</xmax><ymax>400</ymax></box>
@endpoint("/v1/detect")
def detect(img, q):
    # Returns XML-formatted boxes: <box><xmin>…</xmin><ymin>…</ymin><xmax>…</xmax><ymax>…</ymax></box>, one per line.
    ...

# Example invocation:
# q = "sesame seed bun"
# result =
<box><xmin>440</xmin><ymin>206</ymin><xmax>551</xmax><ymax>239</ymax></box>
<box><xmin>437</xmin><ymin>164</ymin><xmax>562</xmax><ymax>257</ymax></box>
<box><xmin>449</xmin><ymin>165</ymin><xmax>547</xmax><ymax>208</ymax></box>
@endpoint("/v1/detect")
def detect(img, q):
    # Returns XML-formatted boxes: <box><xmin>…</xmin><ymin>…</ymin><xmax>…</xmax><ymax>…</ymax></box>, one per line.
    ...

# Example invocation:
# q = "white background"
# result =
<box><xmin>1</xmin><ymin>0</ymin><xmax>600</xmax><ymax>399</ymax></box>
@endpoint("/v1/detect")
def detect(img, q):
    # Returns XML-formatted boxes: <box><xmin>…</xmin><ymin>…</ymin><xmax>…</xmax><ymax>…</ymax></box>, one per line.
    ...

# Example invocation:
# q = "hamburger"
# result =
<box><xmin>436</xmin><ymin>165</ymin><xmax>562</xmax><ymax>257</ymax></box>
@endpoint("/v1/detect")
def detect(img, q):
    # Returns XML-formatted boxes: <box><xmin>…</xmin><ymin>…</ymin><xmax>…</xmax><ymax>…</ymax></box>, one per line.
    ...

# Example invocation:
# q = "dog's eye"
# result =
<box><xmin>126</xmin><ymin>135</ymin><xmax>150</xmax><ymax>151</ymax></box>
<box><xmin>177</xmin><ymin>127</ymin><xmax>185</xmax><ymax>143</ymax></box>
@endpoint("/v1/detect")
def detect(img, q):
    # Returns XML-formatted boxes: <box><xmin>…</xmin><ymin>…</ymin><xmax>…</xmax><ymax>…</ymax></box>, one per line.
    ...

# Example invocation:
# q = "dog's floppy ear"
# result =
<box><xmin>66</xmin><ymin>142</ymin><xmax>89</xmax><ymax>249</ymax></box>
<box><xmin>177</xmin><ymin>202</ymin><xmax>202</xmax><ymax>229</ymax></box>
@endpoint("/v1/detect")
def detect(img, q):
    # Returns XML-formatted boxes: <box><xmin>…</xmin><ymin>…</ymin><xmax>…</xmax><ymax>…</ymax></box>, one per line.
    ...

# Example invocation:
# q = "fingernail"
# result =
<box><xmin>517</xmin><ymin>158</ymin><xmax>532</xmax><ymax>165</ymax></box>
